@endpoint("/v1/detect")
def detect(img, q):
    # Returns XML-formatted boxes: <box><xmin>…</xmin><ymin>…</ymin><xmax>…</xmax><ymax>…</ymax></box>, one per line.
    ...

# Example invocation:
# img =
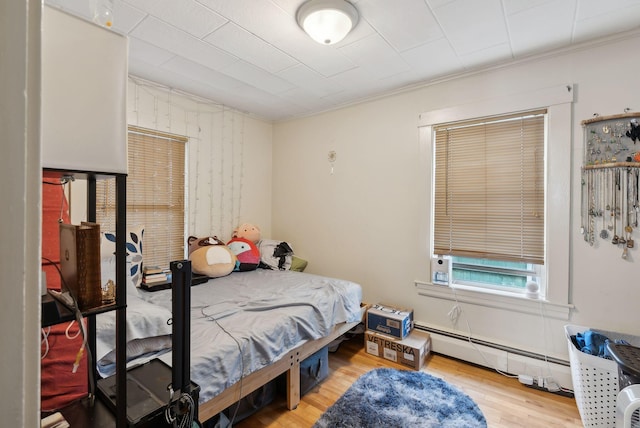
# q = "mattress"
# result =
<box><xmin>96</xmin><ymin>269</ymin><xmax>362</xmax><ymax>404</ymax></box>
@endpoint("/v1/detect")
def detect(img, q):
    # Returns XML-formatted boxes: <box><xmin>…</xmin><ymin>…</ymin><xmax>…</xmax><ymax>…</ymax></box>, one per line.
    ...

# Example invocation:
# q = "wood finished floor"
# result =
<box><xmin>229</xmin><ymin>333</ymin><xmax>583</xmax><ymax>428</ymax></box>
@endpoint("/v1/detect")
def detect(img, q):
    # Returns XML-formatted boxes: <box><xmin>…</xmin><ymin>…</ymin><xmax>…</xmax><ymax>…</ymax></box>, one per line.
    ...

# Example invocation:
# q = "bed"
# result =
<box><xmin>95</xmin><ymin>267</ymin><xmax>363</xmax><ymax>423</ymax></box>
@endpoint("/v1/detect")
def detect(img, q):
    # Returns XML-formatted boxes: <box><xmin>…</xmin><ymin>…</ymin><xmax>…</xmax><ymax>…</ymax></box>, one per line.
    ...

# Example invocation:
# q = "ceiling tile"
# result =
<box><xmin>400</xmin><ymin>37</ymin><xmax>465</xmax><ymax>77</ymax></box>
<box><xmin>277</xmin><ymin>64</ymin><xmax>347</xmax><ymax>98</ymax></box>
<box><xmin>507</xmin><ymin>0</ymin><xmax>576</xmax><ymax>55</ymax></box>
<box><xmin>131</xmin><ymin>16</ymin><xmax>238</xmax><ymax>71</ymax></box>
<box><xmin>434</xmin><ymin>0</ymin><xmax>510</xmax><ymax>56</ymax></box>
<box><xmin>205</xmin><ymin>22</ymin><xmax>299</xmax><ymax>73</ymax></box>
<box><xmin>219</xmin><ymin>59</ymin><xmax>297</xmax><ymax>95</ymax></box>
<box><xmin>503</xmin><ymin>0</ymin><xmax>563</xmax><ymax>16</ymax></box>
<box><xmin>128</xmin><ymin>36</ymin><xmax>175</xmax><ymax>66</ymax></box>
<box><xmin>358</xmin><ymin>0</ymin><xmax>444</xmax><ymax>52</ymax></box>
<box><xmin>122</xmin><ymin>0</ymin><xmax>227</xmax><ymax>38</ymax></box>
<box><xmin>574</xmin><ymin>1</ymin><xmax>640</xmax><ymax>42</ymax></box>
<box><xmin>338</xmin><ymin>33</ymin><xmax>411</xmax><ymax>80</ymax></box>
<box><xmin>457</xmin><ymin>42</ymin><xmax>513</xmax><ymax>69</ymax></box>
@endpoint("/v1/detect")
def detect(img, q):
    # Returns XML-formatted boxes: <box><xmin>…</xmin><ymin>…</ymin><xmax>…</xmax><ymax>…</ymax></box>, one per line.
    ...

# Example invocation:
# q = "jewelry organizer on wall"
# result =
<box><xmin>581</xmin><ymin>111</ymin><xmax>640</xmax><ymax>259</ymax></box>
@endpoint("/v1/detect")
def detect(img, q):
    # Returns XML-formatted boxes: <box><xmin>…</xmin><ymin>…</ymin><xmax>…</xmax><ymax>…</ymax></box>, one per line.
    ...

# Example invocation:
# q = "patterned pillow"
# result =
<box><xmin>100</xmin><ymin>225</ymin><xmax>144</xmax><ymax>294</ymax></box>
<box><xmin>257</xmin><ymin>239</ymin><xmax>294</xmax><ymax>271</ymax></box>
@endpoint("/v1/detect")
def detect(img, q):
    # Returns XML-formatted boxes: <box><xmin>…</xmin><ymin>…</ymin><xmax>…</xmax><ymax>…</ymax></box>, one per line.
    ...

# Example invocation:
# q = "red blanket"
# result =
<box><xmin>41</xmin><ymin>179</ymin><xmax>88</xmax><ymax>411</ymax></box>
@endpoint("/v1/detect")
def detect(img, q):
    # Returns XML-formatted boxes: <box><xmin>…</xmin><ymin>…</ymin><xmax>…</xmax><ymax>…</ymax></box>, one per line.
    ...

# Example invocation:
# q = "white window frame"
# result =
<box><xmin>416</xmin><ymin>85</ymin><xmax>574</xmax><ymax>319</ymax></box>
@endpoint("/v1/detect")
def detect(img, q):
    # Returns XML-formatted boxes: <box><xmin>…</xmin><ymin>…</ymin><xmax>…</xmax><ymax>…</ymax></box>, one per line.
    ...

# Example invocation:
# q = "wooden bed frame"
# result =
<box><xmin>198</xmin><ymin>316</ymin><xmax>363</xmax><ymax>423</ymax></box>
<box><xmin>169</xmin><ymin>263</ymin><xmax>367</xmax><ymax>424</ymax></box>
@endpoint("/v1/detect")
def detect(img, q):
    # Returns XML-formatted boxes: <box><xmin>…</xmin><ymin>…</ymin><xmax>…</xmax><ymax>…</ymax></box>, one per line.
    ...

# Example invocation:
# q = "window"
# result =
<box><xmin>96</xmin><ymin>125</ymin><xmax>186</xmax><ymax>268</ymax></box>
<box><xmin>433</xmin><ymin>111</ymin><xmax>546</xmax><ymax>295</ymax></box>
<box><xmin>418</xmin><ymin>85</ymin><xmax>573</xmax><ymax>315</ymax></box>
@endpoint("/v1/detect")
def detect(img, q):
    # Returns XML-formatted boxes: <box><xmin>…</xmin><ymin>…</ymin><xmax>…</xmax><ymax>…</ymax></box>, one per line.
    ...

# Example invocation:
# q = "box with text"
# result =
<box><xmin>366</xmin><ymin>303</ymin><xmax>413</xmax><ymax>339</ymax></box>
<box><xmin>364</xmin><ymin>329</ymin><xmax>431</xmax><ymax>370</ymax></box>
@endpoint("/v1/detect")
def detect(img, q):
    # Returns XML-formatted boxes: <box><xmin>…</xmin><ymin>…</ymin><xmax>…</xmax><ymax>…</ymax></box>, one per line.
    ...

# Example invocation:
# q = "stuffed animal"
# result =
<box><xmin>227</xmin><ymin>237</ymin><xmax>261</xmax><ymax>271</ymax></box>
<box><xmin>232</xmin><ymin>223</ymin><xmax>261</xmax><ymax>243</ymax></box>
<box><xmin>187</xmin><ymin>236</ymin><xmax>237</xmax><ymax>278</ymax></box>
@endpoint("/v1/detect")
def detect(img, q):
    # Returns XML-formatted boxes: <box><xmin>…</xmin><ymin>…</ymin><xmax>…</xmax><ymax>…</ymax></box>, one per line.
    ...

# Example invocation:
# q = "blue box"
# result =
<box><xmin>366</xmin><ymin>304</ymin><xmax>413</xmax><ymax>339</ymax></box>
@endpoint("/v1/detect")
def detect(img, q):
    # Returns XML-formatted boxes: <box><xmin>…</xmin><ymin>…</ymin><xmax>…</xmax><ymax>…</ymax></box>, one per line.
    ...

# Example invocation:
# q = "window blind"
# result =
<box><xmin>433</xmin><ymin>110</ymin><xmax>545</xmax><ymax>265</ymax></box>
<box><xmin>97</xmin><ymin>125</ymin><xmax>186</xmax><ymax>268</ymax></box>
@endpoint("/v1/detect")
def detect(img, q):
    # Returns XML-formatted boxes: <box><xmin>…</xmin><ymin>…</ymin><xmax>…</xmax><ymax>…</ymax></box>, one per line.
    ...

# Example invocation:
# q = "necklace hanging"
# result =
<box><xmin>580</xmin><ymin>171</ymin><xmax>587</xmax><ymax>238</ymax></box>
<box><xmin>625</xmin><ymin>168</ymin><xmax>635</xmax><ymax>251</ymax></box>
<box><xmin>600</xmin><ymin>170</ymin><xmax>609</xmax><ymax>239</ymax></box>
<box><xmin>588</xmin><ymin>170</ymin><xmax>596</xmax><ymax>246</ymax></box>
<box><xmin>612</xmin><ymin>169</ymin><xmax>619</xmax><ymax>245</ymax></box>
<box><xmin>618</xmin><ymin>168</ymin><xmax>627</xmax><ymax>246</ymax></box>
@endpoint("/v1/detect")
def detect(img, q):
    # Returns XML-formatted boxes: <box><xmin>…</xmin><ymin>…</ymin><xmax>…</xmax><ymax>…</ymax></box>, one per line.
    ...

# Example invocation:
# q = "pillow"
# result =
<box><xmin>227</xmin><ymin>237</ymin><xmax>260</xmax><ymax>271</ymax></box>
<box><xmin>290</xmin><ymin>255</ymin><xmax>308</xmax><ymax>272</ymax></box>
<box><xmin>258</xmin><ymin>239</ymin><xmax>294</xmax><ymax>271</ymax></box>
<box><xmin>95</xmin><ymin>294</ymin><xmax>173</xmax><ymax>377</ymax></box>
<box><xmin>101</xmin><ymin>225</ymin><xmax>144</xmax><ymax>296</ymax></box>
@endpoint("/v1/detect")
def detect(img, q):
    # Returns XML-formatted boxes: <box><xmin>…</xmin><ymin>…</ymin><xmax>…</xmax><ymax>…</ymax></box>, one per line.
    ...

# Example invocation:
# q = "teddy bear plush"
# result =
<box><xmin>187</xmin><ymin>235</ymin><xmax>237</xmax><ymax>278</ymax></box>
<box><xmin>232</xmin><ymin>223</ymin><xmax>261</xmax><ymax>243</ymax></box>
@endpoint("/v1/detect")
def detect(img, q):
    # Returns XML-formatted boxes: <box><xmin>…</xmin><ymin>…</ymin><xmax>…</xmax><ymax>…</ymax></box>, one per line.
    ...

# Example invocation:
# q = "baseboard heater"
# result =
<box><xmin>414</xmin><ymin>324</ymin><xmax>574</xmax><ymax>391</ymax></box>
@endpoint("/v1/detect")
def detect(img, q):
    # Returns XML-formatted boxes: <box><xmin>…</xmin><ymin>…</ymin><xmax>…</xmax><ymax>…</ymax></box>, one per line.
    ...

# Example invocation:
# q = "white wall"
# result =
<box><xmin>272</xmin><ymin>32</ymin><xmax>640</xmax><ymax>369</ymax></box>
<box><xmin>126</xmin><ymin>79</ymin><xmax>274</xmax><ymax>244</ymax></box>
<box><xmin>0</xmin><ymin>0</ymin><xmax>42</xmax><ymax>426</ymax></box>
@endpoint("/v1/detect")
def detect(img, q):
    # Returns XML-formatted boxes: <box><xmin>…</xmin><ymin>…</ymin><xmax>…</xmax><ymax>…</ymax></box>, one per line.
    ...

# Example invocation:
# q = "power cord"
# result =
<box><xmin>164</xmin><ymin>389</ymin><xmax>196</xmax><ymax>428</ymax></box>
<box><xmin>42</xmin><ymin>256</ymin><xmax>95</xmax><ymax>403</ymax></box>
<box><xmin>448</xmin><ymin>286</ymin><xmax>574</xmax><ymax>394</ymax></box>
<box><xmin>41</xmin><ymin>327</ymin><xmax>51</xmax><ymax>359</ymax></box>
<box><xmin>536</xmin><ymin>298</ymin><xmax>574</xmax><ymax>395</ymax></box>
<box><xmin>449</xmin><ymin>287</ymin><xmax>518</xmax><ymax>379</ymax></box>
<box><xmin>200</xmin><ymin>305</ymin><xmax>245</xmax><ymax>426</ymax></box>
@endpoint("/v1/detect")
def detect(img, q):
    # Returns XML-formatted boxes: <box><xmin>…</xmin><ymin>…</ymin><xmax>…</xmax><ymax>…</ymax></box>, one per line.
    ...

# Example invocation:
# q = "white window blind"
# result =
<box><xmin>97</xmin><ymin>125</ymin><xmax>186</xmax><ymax>268</ymax></box>
<box><xmin>433</xmin><ymin>110</ymin><xmax>545</xmax><ymax>265</ymax></box>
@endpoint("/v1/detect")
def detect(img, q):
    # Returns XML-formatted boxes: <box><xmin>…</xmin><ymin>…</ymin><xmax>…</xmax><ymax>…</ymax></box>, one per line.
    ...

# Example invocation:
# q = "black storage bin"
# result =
<box><xmin>607</xmin><ymin>343</ymin><xmax>640</xmax><ymax>389</ymax></box>
<box><xmin>300</xmin><ymin>346</ymin><xmax>329</xmax><ymax>396</ymax></box>
<box><xmin>223</xmin><ymin>379</ymin><xmax>277</xmax><ymax>423</ymax></box>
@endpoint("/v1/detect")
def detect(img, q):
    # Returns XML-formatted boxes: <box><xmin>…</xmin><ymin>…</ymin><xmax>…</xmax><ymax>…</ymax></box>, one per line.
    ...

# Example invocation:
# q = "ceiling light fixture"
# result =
<box><xmin>296</xmin><ymin>0</ymin><xmax>359</xmax><ymax>45</ymax></box>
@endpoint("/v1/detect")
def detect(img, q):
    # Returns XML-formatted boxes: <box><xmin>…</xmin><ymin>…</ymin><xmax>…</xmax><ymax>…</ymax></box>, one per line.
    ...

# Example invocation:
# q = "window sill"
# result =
<box><xmin>414</xmin><ymin>280</ymin><xmax>574</xmax><ymax>320</ymax></box>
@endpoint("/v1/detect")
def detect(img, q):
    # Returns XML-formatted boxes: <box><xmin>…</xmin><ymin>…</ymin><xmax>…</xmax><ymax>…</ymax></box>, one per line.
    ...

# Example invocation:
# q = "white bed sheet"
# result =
<box><xmin>132</xmin><ymin>269</ymin><xmax>363</xmax><ymax>404</ymax></box>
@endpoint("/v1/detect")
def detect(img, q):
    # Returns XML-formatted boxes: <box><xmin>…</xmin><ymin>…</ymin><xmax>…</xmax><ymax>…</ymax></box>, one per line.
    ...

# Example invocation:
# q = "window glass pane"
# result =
<box><xmin>452</xmin><ymin>257</ymin><xmax>529</xmax><ymax>289</ymax></box>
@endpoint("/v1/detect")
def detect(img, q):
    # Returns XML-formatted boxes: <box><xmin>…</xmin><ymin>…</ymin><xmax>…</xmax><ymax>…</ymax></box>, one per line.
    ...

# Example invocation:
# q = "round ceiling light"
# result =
<box><xmin>296</xmin><ymin>0</ymin><xmax>359</xmax><ymax>45</ymax></box>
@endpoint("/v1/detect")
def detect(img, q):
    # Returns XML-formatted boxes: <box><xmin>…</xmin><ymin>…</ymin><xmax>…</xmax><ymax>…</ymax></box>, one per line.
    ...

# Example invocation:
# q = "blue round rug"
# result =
<box><xmin>313</xmin><ymin>367</ymin><xmax>487</xmax><ymax>428</ymax></box>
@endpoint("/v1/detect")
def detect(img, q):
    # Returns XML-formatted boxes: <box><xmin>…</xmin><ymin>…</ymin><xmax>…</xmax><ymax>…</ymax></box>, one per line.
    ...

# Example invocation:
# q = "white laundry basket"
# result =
<box><xmin>565</xmin><ymin>324</ymin><xmax>640</xmax><ymax>428</ymax></box>
<box><xmin>617</xmin><ymin>384</ymin><xmax>640</xmax><ymax>428</ymax></box>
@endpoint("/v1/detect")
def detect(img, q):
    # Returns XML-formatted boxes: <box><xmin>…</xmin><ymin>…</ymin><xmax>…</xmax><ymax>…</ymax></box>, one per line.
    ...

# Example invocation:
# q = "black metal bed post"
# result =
<box><xmin>170</xmin><ymin>260</ymin><xmax>192</xmax><ymax>395</ymax></box>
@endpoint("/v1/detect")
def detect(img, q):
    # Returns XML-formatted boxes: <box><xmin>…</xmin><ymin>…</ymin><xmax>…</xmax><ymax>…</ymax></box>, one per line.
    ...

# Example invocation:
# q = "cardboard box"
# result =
<box><xmin>364</xmin><ymin>329</ymin><xmax>431</xmax><ymax>370</ymax></box>
<box><xmin>366</xmin><ymin>303</ymin><xmax>413</xmax><ymax>339</ymax></box>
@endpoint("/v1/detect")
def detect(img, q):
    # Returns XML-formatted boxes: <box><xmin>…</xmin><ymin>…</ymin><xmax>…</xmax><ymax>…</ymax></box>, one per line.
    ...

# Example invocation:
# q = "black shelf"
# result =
<box><xmin>41</xmin><ymin>171</ymin><xmax>128</xmax><ymax>427</ymax></box>
<box><xmin>41</xmin><ymin>293</ymin><xmax>121</xmax><ymax>328</ymax></box>
<box><xmin>50</xmin><ymin>396</ymin><xmax>117</xmax><ymax>428</ymax></box>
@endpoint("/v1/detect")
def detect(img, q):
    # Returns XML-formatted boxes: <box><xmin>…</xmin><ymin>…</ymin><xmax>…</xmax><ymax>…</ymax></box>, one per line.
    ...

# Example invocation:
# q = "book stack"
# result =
<box><xmin>141</xmin><ymin>266</ymin><xmax>171</xmax><ymax>290</ymax></box>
